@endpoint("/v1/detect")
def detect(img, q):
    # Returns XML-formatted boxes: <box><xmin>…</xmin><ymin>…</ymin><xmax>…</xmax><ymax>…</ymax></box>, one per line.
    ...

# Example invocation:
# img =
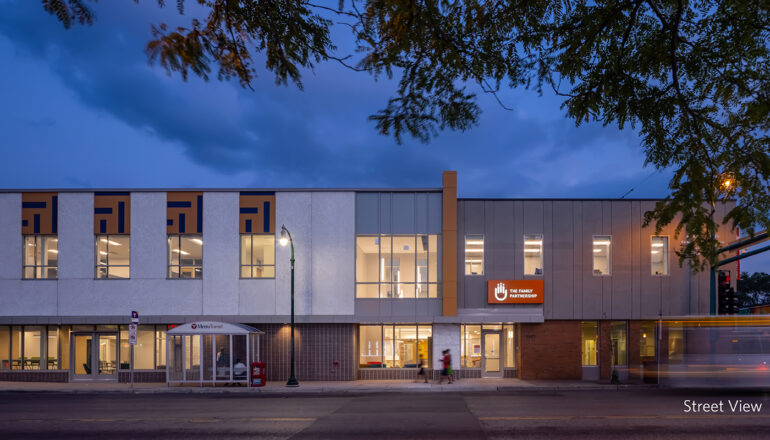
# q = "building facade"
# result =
<box><xmin>0</xmin><ymin>172</ymin><xmax>737</xmax><ymax>382</ymax></box>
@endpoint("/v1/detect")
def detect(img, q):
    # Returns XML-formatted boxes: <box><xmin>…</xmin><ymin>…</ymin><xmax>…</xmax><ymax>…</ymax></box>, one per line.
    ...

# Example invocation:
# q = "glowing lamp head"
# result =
<box><xmin>279</xmin><ymin>226</ymin><xmax>289</xmax><ymax>247</ymax></box>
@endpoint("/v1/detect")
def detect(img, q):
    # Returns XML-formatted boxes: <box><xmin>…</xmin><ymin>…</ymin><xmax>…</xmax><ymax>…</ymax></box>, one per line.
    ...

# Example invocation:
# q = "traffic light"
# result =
<box><xmin>717</xmin><ymin>270</ymin><xmax>738</xmax><ymax>315</ymax></box>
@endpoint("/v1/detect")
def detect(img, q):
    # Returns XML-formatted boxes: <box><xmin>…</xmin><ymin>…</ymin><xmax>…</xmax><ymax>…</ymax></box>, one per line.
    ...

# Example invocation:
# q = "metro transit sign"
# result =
<box><xmin>487</xmin><ymin>280</ymin><xmax>544</xmax><ymax>304</ymax></box>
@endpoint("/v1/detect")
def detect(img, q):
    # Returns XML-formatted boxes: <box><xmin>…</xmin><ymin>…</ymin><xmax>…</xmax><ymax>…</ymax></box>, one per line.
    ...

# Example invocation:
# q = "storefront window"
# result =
<box><xmin>465</xmin><ymin>235</ymin><xmax>484</xmax><ymax>275</ymax></box>
<box><xmin>523</xmin><ymin>234</ymin><xmax>543</xmax><ymax>275</ymax></box>
<box><xmin>156</xmin><ymin>328</ymin><xmax>167</xmax><ymax>369</ymax></box>
<box><xmin>0</xmin><ymin>326</ymin><xmax>9</xmax><ymax>370</ymax></box>
<box><xmin>668</xmin><ymin>327</ymin><xmax>684</xmax><ymax>364</ymax></box>
<box><xmin>610</xmin><ymin>321</ymin><xmax>627</xmax><ymax>366</ymax></box>
<box><xmin>504</xmin><ymin>324</ymin><xmax>515</xmax><ymax>368</ymax></box>
<box><xmin>23</xmin><ymin>326</ymin><xmax>43</xmax><ymax>369</ymax></box>
<box><xmin>651</xmin><ymin>236</ymin><xmax>669</xmax><ymax>275</ymax></box>
<box><xmin>359</xmin><ymin>325</ymin><xmax>431</xmax><ymax>368</ymax></box>
<box><xmin>11</xmin><ymin>326</ymin><xmax>21</xmax><ymax>370</ymax></box>
<box><xmin>47</xmin><ymin>326</ymin><xmax>59</xmax><ymax>369</ymax></box>
<box><xmin>640</xmin><ymin>321</ymin><xmax>656</xmax><ymax>362</ymax></box>
<box><xmin>581</xmin><ymin>321</ymin><xmax>598</xmax><ymax>366</ymax></box>
<box><xmin>461</xmin><ymin>325</ymin><xmax>481</xmax><ymax>368</ymax></box>
<box><xmin>59</xmin><ymin>326</ymin><xmax>71</xmax><ymax>371</ymax></box>
<box><xmin>120</xmin><ymin>327</ymin><xmax>129</xmax><ymax>370</ymax></box>
<box><xmin>592</xmin><ymin>236</ymin><xmax>611</xmax><ymax>276</ymax></box>
<box><xmin>134</xmin><ymin>326</ymin><xmax>155</xmax><ymax>369</ymax></box>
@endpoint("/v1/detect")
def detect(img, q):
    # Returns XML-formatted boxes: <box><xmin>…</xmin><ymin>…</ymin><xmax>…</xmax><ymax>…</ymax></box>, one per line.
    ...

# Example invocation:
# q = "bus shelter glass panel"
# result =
<box><xmin>167</xmin><ymin>335</ymin><xmax>184</xmax><ymax>382</ymax></box>
<box><xmin>185</xmin><ymin>335</ymin><xmax>201</xmax><ymax>381</ymax></box>
<box><xmin>215</xmin><ymin>334</ymin><xmax>230</xmax><ymax>381</ymax></box>
<box><xmin>202</xmin><ymin>335</ymin><xmax>213</xmax><ymax>381</ymax></box>
<box><xmin>233</xmin><ymin>335</ymin><xmax>247</xmax><ymax>380</ymax></box>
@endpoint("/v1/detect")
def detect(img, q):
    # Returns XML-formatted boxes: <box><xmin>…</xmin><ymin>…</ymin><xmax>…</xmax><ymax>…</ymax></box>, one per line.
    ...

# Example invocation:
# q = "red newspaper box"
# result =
<box><xmin>251</xmin><ymin>362</ymin><xmax>266</xmax><ymax>387</ymax></box>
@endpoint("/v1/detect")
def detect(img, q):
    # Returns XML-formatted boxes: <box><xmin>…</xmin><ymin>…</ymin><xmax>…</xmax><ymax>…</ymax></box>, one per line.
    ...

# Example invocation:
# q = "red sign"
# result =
<box><xmin>487</xmin><ymin>280</ymin><xmax>544</xmax><ymax>304</ymax></box>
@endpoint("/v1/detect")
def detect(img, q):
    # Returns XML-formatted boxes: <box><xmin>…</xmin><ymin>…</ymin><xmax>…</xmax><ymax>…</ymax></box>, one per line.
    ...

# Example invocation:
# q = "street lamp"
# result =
<box><xmin>279</xmin><ymin>225</ymin><xmax>299</xmax><ymax>387</ymax></box>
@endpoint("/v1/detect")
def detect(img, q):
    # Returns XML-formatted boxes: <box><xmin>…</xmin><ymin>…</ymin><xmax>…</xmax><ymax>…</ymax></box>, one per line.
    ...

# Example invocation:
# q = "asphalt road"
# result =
<box><xmin>1</xmin><ymin>389</ymin><xmax>769</xmax><ymax>439</ymax></box>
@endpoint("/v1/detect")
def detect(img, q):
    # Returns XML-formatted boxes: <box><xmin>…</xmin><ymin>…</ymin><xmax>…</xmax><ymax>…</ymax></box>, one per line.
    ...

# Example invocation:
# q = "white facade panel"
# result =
<box><xmin>275</xmin><ymin>192</ymin><xmax>312</xmax><ymax>316</ymax></box>
<box><xmin>58</xmin><ymin>193</ymin><xmax>93</xmax><ymax>280</ymax></box>
<box><xmin>0</xmin><ymin>193</ymin><xmax>20</xmax><ymax>280</ymax></box>
<box><xmin>0</xmin><ymin>280</ymin><xmax>58</xmax><ymax>316</ymax></box>
<box><xmin>202</xmin><ymin>192</ymin><xmax>239</xmax><ymax>315</ymax></box>
<box><xmin>311</xmin><ymin>192</ymin><xmax>355</xmax><ymax>316</ymax></box>
<box><xmin>432</xmin><ymin>323</ymin><xmax>460</xmax><ymax>371</ymax></box>
<box><xmin>131</xmin><ymin>192</ymin><xmax>167</xmax><ymax>280</ymax></box>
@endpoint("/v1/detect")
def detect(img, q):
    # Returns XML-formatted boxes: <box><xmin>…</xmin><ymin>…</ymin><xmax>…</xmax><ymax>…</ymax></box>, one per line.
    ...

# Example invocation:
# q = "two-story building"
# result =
<box><xmin>0</xmin><ymin>172</ymin><xmax>736</xmax><ymax>382</ymax></box>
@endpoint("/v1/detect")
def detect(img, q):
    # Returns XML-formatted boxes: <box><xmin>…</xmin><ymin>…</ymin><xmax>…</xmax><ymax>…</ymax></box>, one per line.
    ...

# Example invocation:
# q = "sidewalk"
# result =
<box><xmin>0</xmin><ymin>378</ymin><xmax>656</xmax><ymax>394</ymax></box>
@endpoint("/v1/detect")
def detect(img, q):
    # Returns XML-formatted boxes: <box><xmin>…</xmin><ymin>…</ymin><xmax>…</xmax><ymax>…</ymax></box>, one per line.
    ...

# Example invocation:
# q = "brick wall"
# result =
<box><xmin>628</xmin><ymin>321</ymin><xmax>641</xmax><ymax>379</ymax></box>
<box><xmin>517</xmin><ymin>321</ymin><xmax>581</xmax><ymax>380</ymax></box>
<box><xmin>118</xmin><ymin>371</ymin><xmax>166</xmax><ymax>383</ymax></box>
<box><xmin>599</xmin><ymin>321</ymin><xmax>611</xmax><ymax>380</ymax></box>
<box><xmin>0</xmin><ymin>371</ymin><xmax>68</xmax><ymax>382</ymax></box>
<box><xmin>257</xmin><ymin>323</ymin><xmax>355</xmax><ymax>382</ymax></box>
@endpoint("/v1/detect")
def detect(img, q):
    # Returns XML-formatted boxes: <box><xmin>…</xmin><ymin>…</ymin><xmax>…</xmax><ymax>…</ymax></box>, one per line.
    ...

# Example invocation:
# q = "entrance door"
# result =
<box><xmin>70</xmin><ymin>332</ymin><xmax>118</xmax><ymax>381</ymax></box>
<box><xmin>482</xmin><ymin>331</ymin><xmax>503</xmax><ymax>378</ymax></box>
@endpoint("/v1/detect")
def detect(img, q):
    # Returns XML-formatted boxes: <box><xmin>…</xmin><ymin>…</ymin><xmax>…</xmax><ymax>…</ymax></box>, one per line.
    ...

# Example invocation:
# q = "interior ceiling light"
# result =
<box><xmin>466</xmin><ymin>240</ymin><xmax>484</xmax><ymax>245</ymax></box>
<box><xmin>191</xmin><ymin>238</ymin><xmax>203</xmax><ymax>245</ymax></box>
<box><xmin>593</xmin><ymin>249</ymin><xmax>601</xmax><ymax>253</ymax></box>
<box><xmin>524</xmin><ymin>240</ymin><xmax>542</xmax><ymax>245</ymax></box>
<box><xmin>652</xmin><ymin>242</ymin><xmax>664</xmax><ymax>247</ymax></box>
<box><xmin>593</xmin><ymin>241</ymin><xmax>611</xmax><ymax>246</ymax></box>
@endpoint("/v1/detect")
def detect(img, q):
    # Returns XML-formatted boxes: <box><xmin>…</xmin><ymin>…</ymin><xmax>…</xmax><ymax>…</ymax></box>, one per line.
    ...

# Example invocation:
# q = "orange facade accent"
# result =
<box><xmin>94</xmin><ymin>192</ymin><xmax>130</xmax><ymax>235</ymax></box>
<box><xmin>21</xmin><ymin>193</ymin><xmax>57</xmax><ymax>235</ymax></box>
<box><xmin>166</xmin><ymin>192</ymin><xmax>203</xmax><ymax>235</ymax></box>
<box><xmin>487</xmin><ymin>280</ymin><xmax>545</xmax><ymax>304</ymax></box>
<box><xmin>442</xmin><ymin>171</ymin><xmax>458</xmax><ymax>316</ymax></box>
<box><xmin>239</xmin><ymin>192</ymin><xmax>275</xmax><ymax>234</ymax></box>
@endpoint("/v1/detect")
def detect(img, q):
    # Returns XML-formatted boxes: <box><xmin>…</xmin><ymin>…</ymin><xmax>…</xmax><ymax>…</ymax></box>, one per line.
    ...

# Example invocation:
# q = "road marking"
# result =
<box><xmin>480</xmin><ymin>414</ymin><xmax>770</xmax><ymax>421</ymax></box>
<box><xmin>12</xmin><ymin>417</ymin><xmax>317</xmax><ymax>423</ymax></box>
<box><xmin>249</xmin><ymin>417</ymin><xmax>316</xmax><ymax>422</ymax></box>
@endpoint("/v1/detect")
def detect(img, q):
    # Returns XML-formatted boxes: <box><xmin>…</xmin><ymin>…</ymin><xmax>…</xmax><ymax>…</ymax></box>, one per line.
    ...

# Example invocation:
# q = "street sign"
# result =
<box><xmin>131</xmin><ymin>310</ymin><xmax>139</xmax><ymax>324</ymax></box>
<box><xmin>128</xmin><ymin>323</ymin><xmax>137</xmax><ymax>345</ymax></box>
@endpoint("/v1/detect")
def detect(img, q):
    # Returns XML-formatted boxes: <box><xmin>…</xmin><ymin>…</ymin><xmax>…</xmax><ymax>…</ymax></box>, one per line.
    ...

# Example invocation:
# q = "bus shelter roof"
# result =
<box><xmin>167</xmin><ymin>321</ymin><xmax>264</xmax><ymax>335</ymax></box>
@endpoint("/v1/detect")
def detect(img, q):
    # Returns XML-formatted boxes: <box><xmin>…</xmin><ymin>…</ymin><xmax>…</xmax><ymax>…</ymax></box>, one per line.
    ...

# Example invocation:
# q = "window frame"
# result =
<box><xmin>650</xmin><ymin>235</ymin><xmax>670</xmax><ymax>276</ymax></box>
<box><xmin>94</xmin><ymin>235</ymin><xmax>130</xmax><ymax>280</ymax></box>
<box><xmin>523</xmin><ymin>234</ymin><xmax>544</xmax><ymax>277</ymax></box>
<box><xmin>166</xmin><ymin>234</ymin><xmax>203</xmax><ymax>279</ymax></box>
<box><xmin>355</xmin><ymin>234</ymin><xmax>441</xmax><ymax>299</ymax></box>
<box><xmin>358</xmin><ymin>324</ymin><xmax>432</xmax><ymax>369</ymax></box>
<box><xmin>464</xmin><ymin>234</ymin><xmax>485</xmax><ymax>276</ymax></box>
<box><xmin>22</xmin><ymin>235</ymin><xmax>58</xmax><ymax>280</ymax></box>
<box><xmin>239</xmin><ymin>233</ymin><xmax>276</xmax><ymax>279</ymax></box>
<box><xmin>591</xmin><ymin>235</ymin><xmax>612</xmax><ymax>277</ymax></box>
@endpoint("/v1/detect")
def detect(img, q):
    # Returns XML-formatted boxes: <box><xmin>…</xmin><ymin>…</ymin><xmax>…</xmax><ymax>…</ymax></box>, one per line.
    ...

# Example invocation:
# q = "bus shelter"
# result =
<box><xmin>166</xmin><ymin>321</ymin><xmax>263</xmax><ymax>386</ymax></box>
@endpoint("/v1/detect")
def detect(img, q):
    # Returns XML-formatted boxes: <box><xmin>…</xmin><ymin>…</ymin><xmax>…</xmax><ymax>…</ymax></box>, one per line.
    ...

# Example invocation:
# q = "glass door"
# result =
<box><xmin>70</xmin><ymin>332</ymin><xmax>118</xmax><ymax>380</ymax></box>
<box><xmin>72</xmin><ymin>334</ymin><xmax>93</xmax><ymax>378</ymax></box>
<box><xmin>97</xmin><ymin>334</ymin><xmax>117</xmax><ymax>378</ymax></box>
<box><xmin>482</xmin><ymin>331</ymin><xmax>503</xmax><ymax>378</ymax></box>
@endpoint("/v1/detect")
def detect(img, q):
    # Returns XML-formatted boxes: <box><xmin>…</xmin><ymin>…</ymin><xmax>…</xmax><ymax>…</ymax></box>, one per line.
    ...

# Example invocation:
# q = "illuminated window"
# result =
<box><xmin>358</xmin><ymin>324</ymin><xmax>431</xmax><ymax>368</ymax></box>
<box><xmin>95</xmin><ymin>235</ymin><xmax>129</xmax><ymax>279</ymax></box>
<box><xmin>523</xmin><ymin>234</ymin><xmax>543</xmax><ymax>276</ymax></box>
<box><xmin>22</xmin><ymin>235</ymin><xmax>58</xmax><ymax>279</ymax></box>
<box><xmin>240</xmin><ymin>234</ymin><xmax>275</xmax><ymax>278</ymax></box>
<box><xmin>640</xmin><ymin>321</ymin><xmax>656</xmax><ymax>362</ymax></box>
<box><xmin>465</xmin><ymin>235</ymin><xmax>484</xmax><ymax>275</ymax></box>
<box><xmin>461</xmin><ymin>325</ymin><xmax>481</xmax><ymax>368</ymax></box>
<box><xmin>592</xmin><ymin>235</ymin><xmax>611</xmax><ymax>276</ymax></box>
<box><xmin>356</xmin><ymin>234</ymin><xmax>440</xmax><ymax>298</ymax></box>
<box><xmin>610</xmin><ymin>321</ymin><xmax>627</xmax><ymax>366</ymax></box>
<box><xmin>581</xmin><ymin>321</ymin><xmax>598</xmax><ymax>366</ymax></box>
<box><xmin>651</xmin><ymin>236</ymin><xmax>669</xmax><ymax>275</ymax></box>
<box><xmin>167</xmin><ymin>235</ymin><xmax>202</xmax><ymax>278</ymax></box>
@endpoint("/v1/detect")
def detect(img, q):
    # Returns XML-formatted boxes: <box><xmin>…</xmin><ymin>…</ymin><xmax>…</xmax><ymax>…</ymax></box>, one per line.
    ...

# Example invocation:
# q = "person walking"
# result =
<box><xmin>446</xmin><ymin>349</ymin><xmax>454</xmax><ymax>383</ymax></box>
<box><xmin>416</xmin><ymin>358</ymin><xmax>428</xmax><ymax>383</ymax></box>
<box><xmin>438</xmin><ymin>350</ymin><xmax>450</xmax><ymax>384</ymax></box>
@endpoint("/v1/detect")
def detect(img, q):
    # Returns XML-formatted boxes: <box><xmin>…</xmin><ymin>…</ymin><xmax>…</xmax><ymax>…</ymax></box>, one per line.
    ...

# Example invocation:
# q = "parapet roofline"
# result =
<box><xmin>0</xmin><ymin>187</ymin><xmax>443</xmax><ymax>193</ymax></box>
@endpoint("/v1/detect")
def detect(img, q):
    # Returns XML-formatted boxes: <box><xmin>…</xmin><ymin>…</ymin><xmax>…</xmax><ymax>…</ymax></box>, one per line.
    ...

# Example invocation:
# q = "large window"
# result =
<box><xmin>523</xmin><ymin>234</ymin><xmax>543</xmax><ymax>276</ymax></box>
<box><xmin>640</xmin><ymin>321</ymin><xmax>657</xmax><ymax>362</ymax></box>
<box><xmin>95</xmin><ymin>235</ymin><xmax>129</xmax><ymax>279</ymax></box>
<box><xmin>167</xmin><ymin>235</ymin><xmax>202</xmax><ymax>278</ymax></box>
<box><xmin>581</xmin><ymin>321</ymin><xmax>598</xmax><ymax>366</ymax></box>
<box><xmin>610</xmin><ymin>321</ymin><xmax>627</xmax><ymax>366</ymax></box>
<box><xmin>240</xmin><ymin>234</ymin><xmax>275</xmax><ymax>278</ymax></box>
<box><xmin>0</xmin><ymin>325</ymin><xmax>61</xmax><ymax>370</ymax></box>
<box><xmin>651</xmin><ymin>236</ymin><xmax>669</xmax><ymax>275</ymax></box>
<box><xmin>119</xmin><ymin>325</ymin><xmax>168</xmax><ymax>370</ymax></box>
<box><xmin>23</xmin><ymin>235</ymin><xmax>57</xmax><ymax>279</ymax></box>
<box><xmin>461</xmin><ymin>324</ymin><xmax>516</xmax><ymax>369</ymax></box>
<box><xmin>356</xmin><ymin>234</ymin><xmax>440</xmax><ymax>298</ymax></box>
<box><xmin>358</xmin><ymin>324</ymin><xmax>432</xmax><ymax>368</ymax></box>
<box><xmin>592</xmin><ymin>235</ymin><xmax>611</xmax><ymax>276</ymax></box>
<box><xmin>465</xmin><ymin>235</ymin><xmax>484</xmax><ymax>275</ymax></box>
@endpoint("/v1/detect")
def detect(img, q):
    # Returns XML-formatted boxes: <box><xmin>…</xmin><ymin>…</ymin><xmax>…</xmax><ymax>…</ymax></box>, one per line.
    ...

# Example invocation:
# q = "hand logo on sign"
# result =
<box><xmin>494</xmin><ymin>282</ymin><xmax>507</xmax><ymax>302</ymax></box>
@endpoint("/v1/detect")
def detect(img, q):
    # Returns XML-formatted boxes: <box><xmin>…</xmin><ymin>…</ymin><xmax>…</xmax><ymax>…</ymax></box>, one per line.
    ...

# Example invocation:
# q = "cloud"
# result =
<box><xmin>0</xmin><ymin>0</ymin><xmax>665</xmax><ymax>198</ymax></box>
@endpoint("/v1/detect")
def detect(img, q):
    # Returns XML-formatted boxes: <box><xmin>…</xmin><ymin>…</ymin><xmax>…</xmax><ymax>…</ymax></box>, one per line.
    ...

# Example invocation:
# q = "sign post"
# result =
<box><xmin>129</xmin><ymin>311</ymin><xmax>139</xmax><ymax>391</ymax></box>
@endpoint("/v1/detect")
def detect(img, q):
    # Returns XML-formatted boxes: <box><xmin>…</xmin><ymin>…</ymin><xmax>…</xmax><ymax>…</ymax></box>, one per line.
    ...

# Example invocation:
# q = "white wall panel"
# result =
<box><xmin>311</xmin><ymin>192</ymin><xmax>355</xmax><ymax>315</ymax></box>
<box><xmin>58</xmin><ymin>193</ymin><xmax>93</xmax><ymax>280</ymax></box>
<box><xmin>275</xmin><ymin>192</ymin><xmax>312</xmax><ymax>315</ymax></box>
<box><xmin>202</xmin><ymin>192</ymin><xmax>239</xmax><ymax>315</ymax></box>
<box><xmin>131</xmin><ymin>193</ymin><xmax>167</xmax><ymax>280</ymax></box>
<box><xmin>0</xmin><ymin>193</ymin><xmax>21</xmax><ymax>280</ymax></box>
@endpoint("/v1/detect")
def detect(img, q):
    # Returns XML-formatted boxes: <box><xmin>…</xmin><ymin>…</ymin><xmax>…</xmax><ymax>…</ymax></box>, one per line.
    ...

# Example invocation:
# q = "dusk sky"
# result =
<box><xmin>0</xmin><ymin>1</ymin><xmax>766</xmax><ymax>272</ymax></box>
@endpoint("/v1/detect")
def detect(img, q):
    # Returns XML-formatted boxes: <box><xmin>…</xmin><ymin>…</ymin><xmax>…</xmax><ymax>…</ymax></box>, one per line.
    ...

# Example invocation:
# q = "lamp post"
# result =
<box><xmin>279</xmin><ymin>225</ymin><xmax>299</xmax><ymax>387</ymax></box>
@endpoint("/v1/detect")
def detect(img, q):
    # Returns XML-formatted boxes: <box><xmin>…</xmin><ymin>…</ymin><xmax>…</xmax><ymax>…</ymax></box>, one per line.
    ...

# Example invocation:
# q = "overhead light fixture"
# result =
<box><xmin>524</xmin><ymin>249</ymin><xmax>540</xmax><ymax>253</ymax></box>
<box><xmin>593</xmin><ymin>249</ymin><xmax>601</xmax><ymax>253</ymax></box>
<box><xmin>652</xmin><ymin>242</ymin><xmax>664</xmax><ymax>247</ymax></box>
<box><xmin>99</xmin><ymin>251</ymin><xmax>108</xmax><ymax>256</ymax></box>
<box><xmin>593</xmin><ymin>241</ymin><xmax>611</xmax><ymax>246</ymax></box>
<box><xmin>465</xmin><ymin>249</ymin><xmax>484</xmax><ymax>253</ymax></box>
<box><xmin>651</xmin><ymin>250</ymin><xmax>660</xmax><ymax>254</ymax></box>
<box><xmin>191</xmin><ymin>238</ymin><xmax>203</xmax><ymax>245</ymax></box>
<box><xmin>524</xmin><ymin>240</ymin><xmax>542</xmax><ymax>245</ymax></box>
<box><xmin>48</xmin><ymin>249</ymin><xmax>58</xmax><ymax>254</ymax></box>
<box><xmin>466</xmin><ymin>240</ymin><xmax>484</xmax><ymax>245</ymax></box>
<box><xmin>172</xmin><ymin>249</ymin><xmax>190</xmax><ymax>255</ymax></box>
